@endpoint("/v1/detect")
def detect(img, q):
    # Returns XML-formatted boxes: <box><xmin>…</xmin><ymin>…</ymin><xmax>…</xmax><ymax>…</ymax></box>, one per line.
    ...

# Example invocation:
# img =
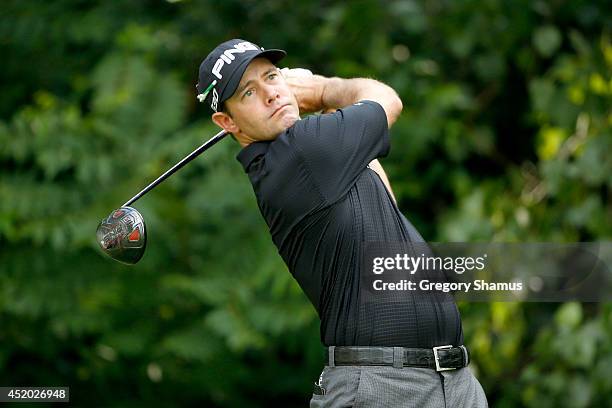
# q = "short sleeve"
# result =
<box><xmin>290</xmin><ymin>100</ymin><xmax>390</xmax><ymax>204</ymax></box>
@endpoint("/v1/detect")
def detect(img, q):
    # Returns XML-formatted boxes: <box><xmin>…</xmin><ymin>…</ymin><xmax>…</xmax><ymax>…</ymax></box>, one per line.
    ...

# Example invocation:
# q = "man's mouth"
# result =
<box><xmin>271</xmin><ymin>104</ymin><xmax>289</xmax><ymax>117</ymax></box>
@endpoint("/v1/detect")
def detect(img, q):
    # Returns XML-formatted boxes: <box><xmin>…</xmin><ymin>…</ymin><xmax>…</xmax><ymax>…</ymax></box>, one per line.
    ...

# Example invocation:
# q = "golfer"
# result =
<box><xmin>196</xmin><ymin>39</ymin><xmax>488</xmax><ymax>407</ymax></box>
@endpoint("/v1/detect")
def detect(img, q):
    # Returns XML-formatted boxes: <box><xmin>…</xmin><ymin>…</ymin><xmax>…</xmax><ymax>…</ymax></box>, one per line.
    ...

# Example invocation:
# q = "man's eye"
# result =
<box><xmin>268</xmin><ymin>73</ymin><xmax>277</xmax><ymax>80</ymax></box>
<box><xmin>244</xmin><ymin>89</ymin><xmax>254</xmax><ymax>97</ymax></box>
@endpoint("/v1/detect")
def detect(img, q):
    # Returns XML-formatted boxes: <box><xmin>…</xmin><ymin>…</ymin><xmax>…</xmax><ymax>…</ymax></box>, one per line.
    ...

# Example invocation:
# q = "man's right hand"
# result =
<box><xmin>280</xmin><ymin>67</ymin><xmax>327</xmax><ymax>115</ymax></box>
<box><xmin>280</xmin><ymin>68</ymin><xmax>403</xmax><ymax>127</ymax></box>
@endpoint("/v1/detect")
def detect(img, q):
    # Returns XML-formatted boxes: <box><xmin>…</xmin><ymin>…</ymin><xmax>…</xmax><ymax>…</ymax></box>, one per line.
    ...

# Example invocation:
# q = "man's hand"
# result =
<box><xmin>280</xmin><ymin>67</ymin><xmax>313</xmax><ymax>78</ymax></box>
<box><xmin>280</xmin><ymin>67</ymin><xmax>327</xmax><ymax>114</ymax></box>
<box><xmin>280</xmin><ymin>68</ymin><xmax>402</xmax><ymax>127</ymax></box>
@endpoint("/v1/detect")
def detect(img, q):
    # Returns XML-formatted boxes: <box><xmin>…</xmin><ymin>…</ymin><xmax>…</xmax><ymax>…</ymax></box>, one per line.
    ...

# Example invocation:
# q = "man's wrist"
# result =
<box><xmin>310</xmin><ymin>75</ymin><xmax>328</xmax><ymax>112</ymax></box>
<box><xmin>320</xmin><ymin>77</ymin><xmax>365</xmax><ymax>111</ymax></box>
<box><xmin>320</xmin><ymin>77</ymin><xmax>342</xmax><ymax>111</ymax></box>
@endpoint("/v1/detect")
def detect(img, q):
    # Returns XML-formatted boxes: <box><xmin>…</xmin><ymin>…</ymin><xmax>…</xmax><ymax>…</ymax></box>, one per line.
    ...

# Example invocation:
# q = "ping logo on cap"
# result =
<box><xmin>212</xmin><ymin>41</ymin><xmax>260</xmax><ymax>80</ymax></box>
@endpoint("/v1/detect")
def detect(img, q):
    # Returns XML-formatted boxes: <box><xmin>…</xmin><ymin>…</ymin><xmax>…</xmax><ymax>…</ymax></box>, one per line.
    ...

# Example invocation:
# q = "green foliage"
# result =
<box><xmin>1</xmin><ymin>0</ymin><xmax>610</xmax><ymax>406</ymax></box>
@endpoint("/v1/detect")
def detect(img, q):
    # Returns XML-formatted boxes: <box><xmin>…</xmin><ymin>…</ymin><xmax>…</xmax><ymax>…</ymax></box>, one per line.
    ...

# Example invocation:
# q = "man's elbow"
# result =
<box><xmin>387</xmin><ymin>93</ymin><xmax>403</xmax><ymax>126</ymax></box>
<box><xmin>393</xmin><ymin>94</ymin><xmax>403</xmax><ymax>118</ymax></box>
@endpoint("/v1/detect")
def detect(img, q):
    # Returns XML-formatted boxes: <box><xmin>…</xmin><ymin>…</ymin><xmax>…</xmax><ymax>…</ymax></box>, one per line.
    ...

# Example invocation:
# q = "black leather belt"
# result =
<box><xmin>327</xmin><ymin>345</ymin><xmax>470</xmax><ymax>371</ymax></box>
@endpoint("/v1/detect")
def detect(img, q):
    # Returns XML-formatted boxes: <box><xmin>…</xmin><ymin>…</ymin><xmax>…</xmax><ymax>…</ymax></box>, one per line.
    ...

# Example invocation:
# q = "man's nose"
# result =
<box><xmin>263</xmin><ymin>84</ymin><xmax>280</xmax><ymax>105</ymax></box>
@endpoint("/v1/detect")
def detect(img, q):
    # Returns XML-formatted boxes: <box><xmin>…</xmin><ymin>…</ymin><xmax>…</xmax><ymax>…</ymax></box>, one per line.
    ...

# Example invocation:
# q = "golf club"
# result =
<box><xmin>96</xmin><ymin>129</ymin><xmax>228</xmax><ymax>264</ymax></box>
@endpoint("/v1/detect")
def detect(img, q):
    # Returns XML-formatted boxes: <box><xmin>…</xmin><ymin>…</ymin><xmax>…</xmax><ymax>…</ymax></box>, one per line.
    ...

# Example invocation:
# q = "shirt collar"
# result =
<box><xmin>236</xmin><ymin>141</ymin><xmax>270</xmax><ymax>172</ymax></box>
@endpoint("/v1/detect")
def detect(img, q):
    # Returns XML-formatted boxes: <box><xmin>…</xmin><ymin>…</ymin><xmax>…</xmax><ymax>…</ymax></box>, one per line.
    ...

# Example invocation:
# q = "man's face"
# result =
<box><xmin>213</xmin><ymin>58</ymin><xmax>300</xmax><ymax>144</ymax></box>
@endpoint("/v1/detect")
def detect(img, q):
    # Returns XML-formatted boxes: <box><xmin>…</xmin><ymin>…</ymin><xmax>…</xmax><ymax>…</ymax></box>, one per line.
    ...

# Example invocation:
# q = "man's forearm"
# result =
<box><xmin>323</xmin><ymin>77</ymin><xmax>403</xmax><ymax>127</ymax></box>
<box><xmin>283</xmin><ymin>71</ymin><xmax>403</xmax><ymax>127</ymax></box>
<box><xmin>321</xmin><ymin>78</ymin><xmax>388</xmax><ymax>109</ymax></box>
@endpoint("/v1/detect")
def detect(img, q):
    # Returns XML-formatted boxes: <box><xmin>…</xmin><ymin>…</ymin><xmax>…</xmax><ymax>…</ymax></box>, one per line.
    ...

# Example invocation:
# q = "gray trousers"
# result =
<box><xmin>309</xmin><ymin>365</ymin><xmax>489</xmax><ymax>408</ymax></box>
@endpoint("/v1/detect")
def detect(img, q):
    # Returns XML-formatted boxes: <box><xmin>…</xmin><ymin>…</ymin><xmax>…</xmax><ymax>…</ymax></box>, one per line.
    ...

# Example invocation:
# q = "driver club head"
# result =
<box><xmin>96</xmin><ymin>206</ymin><xmax>147</xmax><ymax>265</ymax></box>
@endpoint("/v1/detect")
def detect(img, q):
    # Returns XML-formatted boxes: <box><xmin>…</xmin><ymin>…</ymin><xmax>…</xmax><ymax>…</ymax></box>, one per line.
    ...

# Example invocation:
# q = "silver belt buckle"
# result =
<box><xmin>433</xmin><ymin>345</ymin><xmax>456</xmax><ymax>372</ymax></box>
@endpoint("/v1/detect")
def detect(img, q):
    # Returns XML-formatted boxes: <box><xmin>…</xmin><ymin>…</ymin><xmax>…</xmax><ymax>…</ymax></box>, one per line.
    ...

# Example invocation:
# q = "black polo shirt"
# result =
<box><xmin>237</xmin><ymin>101</ymin><xmax>463</xmax><ymax>347</ymax></box>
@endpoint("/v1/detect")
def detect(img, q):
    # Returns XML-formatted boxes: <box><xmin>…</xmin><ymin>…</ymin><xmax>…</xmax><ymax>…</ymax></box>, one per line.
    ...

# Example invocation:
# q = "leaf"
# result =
<box><xmin>533</xmin><ymin>25</ymin><xmax>562</xmax><ymax>57</ymax></box>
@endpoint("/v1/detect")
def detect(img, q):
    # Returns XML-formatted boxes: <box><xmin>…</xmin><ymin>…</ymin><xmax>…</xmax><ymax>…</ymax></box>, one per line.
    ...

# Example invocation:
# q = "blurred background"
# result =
<box><xmin>1</xmin><ymin>0</ymin><xmax>611</xmax><ymax>406</ymax></box>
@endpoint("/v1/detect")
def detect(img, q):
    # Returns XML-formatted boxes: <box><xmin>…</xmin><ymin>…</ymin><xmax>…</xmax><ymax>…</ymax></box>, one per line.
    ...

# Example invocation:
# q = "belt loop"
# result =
<box><xmin>328</xmin><ymin>346</ymin><xmax>336</xmax><ymax>367</ymax></box>
<box><xmin>459</xmin><ymin>345</ymin><xmax>470</xmax><ymax>366</ymax></box>
<box><xmin>392</xmin><ymin>347</ymin><xmax>403</xmax><ymax>368</ymax></box>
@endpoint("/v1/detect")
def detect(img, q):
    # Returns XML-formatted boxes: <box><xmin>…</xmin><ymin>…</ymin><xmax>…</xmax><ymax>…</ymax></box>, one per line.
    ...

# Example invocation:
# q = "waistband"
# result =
<box><xmin>326</xmin><ymin>345</ymin><xmax>470</xmax><ymax>371</ymax></box>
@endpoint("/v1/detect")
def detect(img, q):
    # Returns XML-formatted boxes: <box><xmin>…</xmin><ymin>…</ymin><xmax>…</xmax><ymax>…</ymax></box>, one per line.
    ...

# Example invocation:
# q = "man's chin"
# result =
<box><xmin>278</xmin><ymin>111</ymin><xmax>300</xmax><ymax>130</ymax></box>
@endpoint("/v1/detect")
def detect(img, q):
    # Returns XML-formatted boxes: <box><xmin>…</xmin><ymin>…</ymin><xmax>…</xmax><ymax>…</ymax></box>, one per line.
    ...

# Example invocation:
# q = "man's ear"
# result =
<box><xmin>212</xmin><ymin>112</ymin><xmax>239</xmax><ymax>134</ymax></box>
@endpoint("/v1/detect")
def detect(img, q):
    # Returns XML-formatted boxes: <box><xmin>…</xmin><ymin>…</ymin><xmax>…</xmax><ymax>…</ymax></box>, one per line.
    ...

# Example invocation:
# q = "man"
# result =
<box><xmin>196</xmin><ymin>39</ymin><xmax>488</xmax><ymax>407</ymax></box>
